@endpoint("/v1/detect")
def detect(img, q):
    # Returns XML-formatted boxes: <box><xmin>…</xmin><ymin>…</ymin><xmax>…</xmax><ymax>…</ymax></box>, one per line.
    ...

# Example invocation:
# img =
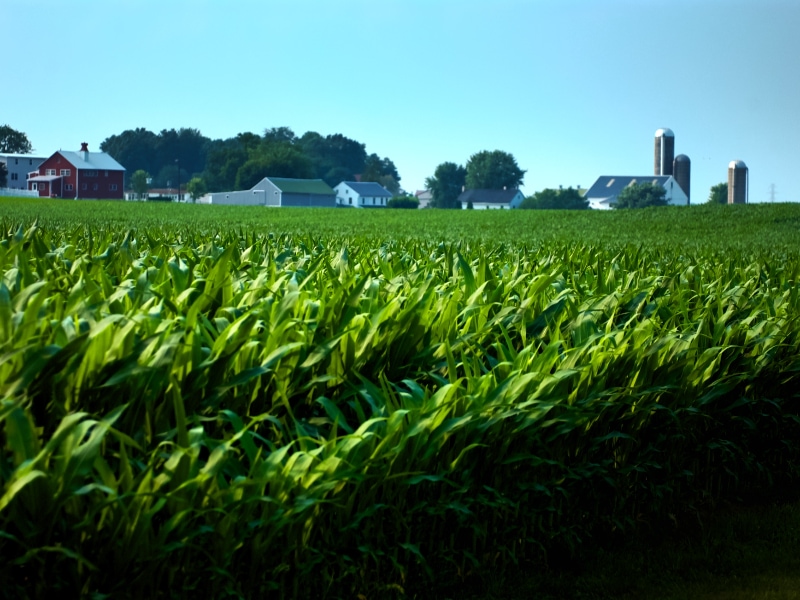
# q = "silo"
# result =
<box><xmin>673</xmin><ymin>154</ymin><xmax>691</xmax><ymax>204</ymax></box>
<box><xmin>727</xmin><ymin>160</ymin><xmax>748</xmax><ymax>204</ymax></box>
<box><xmin>654</xmin><ymin>128</ymin><xmax>675</xmax><ymax>176</ymax></box>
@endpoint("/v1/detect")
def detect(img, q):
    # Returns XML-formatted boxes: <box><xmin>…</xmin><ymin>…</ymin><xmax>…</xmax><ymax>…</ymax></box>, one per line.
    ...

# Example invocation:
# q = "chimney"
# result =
<box><xmin>80</xmin><ymin>142</ymin><xmax>89</xmax><ymax>161</ymax></box>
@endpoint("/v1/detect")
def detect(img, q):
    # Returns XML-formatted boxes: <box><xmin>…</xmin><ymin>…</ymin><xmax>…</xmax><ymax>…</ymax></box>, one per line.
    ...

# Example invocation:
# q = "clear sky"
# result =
<box><xmin>3</xmin><ymin>0</ymin><xmax>798</xmax><ymax>203</ymax></box>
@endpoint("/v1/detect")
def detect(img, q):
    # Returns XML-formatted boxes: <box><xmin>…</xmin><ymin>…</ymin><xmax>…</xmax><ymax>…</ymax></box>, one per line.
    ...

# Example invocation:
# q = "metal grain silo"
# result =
<box><xmin>673</xmin><ymin>154</ymin><xmax>691</xmax><ymax>204</ymax></box>
<box><xmin>727</xmin><ymin>160</ymin><xmax>748</xmax><ymax>204</ymax></box>
<box><xmin>654</xmin><ymin>128</ymin><xmax>675</xmax><ymax>176</ymax></box>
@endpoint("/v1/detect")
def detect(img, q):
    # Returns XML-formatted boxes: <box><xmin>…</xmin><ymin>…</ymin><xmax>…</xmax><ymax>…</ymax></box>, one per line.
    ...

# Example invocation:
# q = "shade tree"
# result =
<box><xmin>465</xmin><ymin>150</ymin><xmax>525</xmax><ymax>190</ymax></box>
<box><xmin>425</xmin><ymin>162</ymin><xmax>467</xmax><ymax>209</ymax></box>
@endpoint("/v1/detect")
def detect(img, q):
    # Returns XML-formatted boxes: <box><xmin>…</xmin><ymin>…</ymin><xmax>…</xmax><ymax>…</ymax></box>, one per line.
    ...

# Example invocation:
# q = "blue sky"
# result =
<box><xmin>3</xmin><ymin>0</ymin><xmax>798</xmax><ymax>203</ymax></box>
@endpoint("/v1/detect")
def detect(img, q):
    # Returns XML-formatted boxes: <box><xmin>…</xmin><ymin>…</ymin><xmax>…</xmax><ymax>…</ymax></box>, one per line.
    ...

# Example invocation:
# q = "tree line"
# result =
<box><xmin>98</xmin><ymin>126</ymin><xmax>402</xmax><ymax>196</ymax></box>
<box><xmin>1</xmin><ymin>123</ymin><xmax>735</xmax><ymax>207</ymax></box>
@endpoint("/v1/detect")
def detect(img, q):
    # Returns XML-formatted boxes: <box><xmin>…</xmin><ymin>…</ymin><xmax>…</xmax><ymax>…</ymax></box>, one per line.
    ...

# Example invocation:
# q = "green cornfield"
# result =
<box><xmin>2</xmin><ymin>198</ymin><xmax>800</xmax><ymax>599</ymax></box>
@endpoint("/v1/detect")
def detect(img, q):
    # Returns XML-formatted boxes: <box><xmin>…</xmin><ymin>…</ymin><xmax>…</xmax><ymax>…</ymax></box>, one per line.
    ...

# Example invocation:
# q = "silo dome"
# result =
<box><xmin>655</xmin><ymin>128</ymin><xmax>675</xmax><ymax>137</ymax></box>
<box><xmin>675</xmin><ymin>154</ymin><xmax>690</xmax><ymax>162</ymax></box>
<box><xmin>729</xmin><ymin>159</ymin><xmax>747</xmax><ymax>169</ymax></box>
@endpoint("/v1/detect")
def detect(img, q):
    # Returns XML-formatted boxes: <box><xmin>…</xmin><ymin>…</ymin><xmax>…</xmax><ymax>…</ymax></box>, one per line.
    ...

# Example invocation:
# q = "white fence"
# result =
<box><xmin>0</xmin><ymin>188</ymin><xmax>39</xmax><ymax>198</ymax></box>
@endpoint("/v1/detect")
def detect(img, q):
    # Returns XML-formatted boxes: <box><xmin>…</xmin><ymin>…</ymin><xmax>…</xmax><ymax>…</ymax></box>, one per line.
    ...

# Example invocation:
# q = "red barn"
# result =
<box><xmin>28</xmin><ymin>143</ymin><xmax>126</xmax><ymax>199</ymax></box>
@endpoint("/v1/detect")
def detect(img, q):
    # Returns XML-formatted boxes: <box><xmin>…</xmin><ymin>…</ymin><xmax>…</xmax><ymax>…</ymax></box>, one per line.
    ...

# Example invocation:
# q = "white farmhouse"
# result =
<box><xmin>457</xmin><ymin>188</ymin><xmax>525</xmax><ymax>210</ymax></box>
<box><xmin>334</xmin><ymin>181</ymin><xmax>392</xmax><ymax>208</ymax></box>
<box><xmin>584</xmin><ymin>176</ymin><xmax>688</xmax><ymax>210</ymax></box>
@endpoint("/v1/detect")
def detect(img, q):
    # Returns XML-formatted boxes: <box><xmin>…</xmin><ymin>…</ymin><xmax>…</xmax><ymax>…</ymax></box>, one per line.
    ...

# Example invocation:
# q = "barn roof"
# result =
<box><xmin>57</xmin><ymin>150</ymin><xmax>125</xmax><ymax>171</ymax></box>
<box><xmin>267</xmin><ymin>178</ymin><xmax>335</xmax><ymax>195</ymax></box>
<box><xmin>584</xmin><ymin>176</ymin><xmax>672</xmax><ymax>199</ymax></box>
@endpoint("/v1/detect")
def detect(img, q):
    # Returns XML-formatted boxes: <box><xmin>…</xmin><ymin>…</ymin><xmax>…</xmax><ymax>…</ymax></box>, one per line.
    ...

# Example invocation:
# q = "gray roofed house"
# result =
<box><xmin>584</xmin><ymin>175</ymin><xmax>688</xmax><ymax>210</ymax></box>
<box><xmin>334</xmin><ymin>181</ymin><xmax>393</xmax><ymax>208</ymax></box>
<box><xmin>0</xmin><ymin>153</ymin><xmax>46</xmax><ymax>195</ymax></box>
<box><xmin>457</xmin><ymin>188</ymin><xmax>525</xmax><ymax>210</ymax></box>
<box><xmin>55</xmin><ymin>150</ymin><xmax>125</xmax><ymax>172</ymax></box>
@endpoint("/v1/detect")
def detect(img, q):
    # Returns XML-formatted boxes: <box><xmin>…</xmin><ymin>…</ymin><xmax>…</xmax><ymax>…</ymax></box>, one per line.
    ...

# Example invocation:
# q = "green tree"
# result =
<box><xmin>614</xmin><ymin>182</ymin><xmax>668</xmax><ymax>209</ymax></box>
<box><xmin>185</xmin><ymin>177</ymin><xmax>207</xmax><ymax>203</ymax></box>
<box><xmin>101</xmin><ymin>127</ymin><xmax>211</xmax><ymax>189</ymax></box>
<box><xmin>130</xmin><ymin>170</ymin><xmax>150</xmax><ymax>199</ymax></box>
<box><xmin>101</xmin><ymin>128</ymin><xmax>159</xmax><ymax>179</ymax></box>
<box><xmin>263</xmin><ymin>127</ymin><xmax>297</xmax><ymax>145</ymax></box>
<box><xmin>425</xmin><ymin>162</ymin><xmax>466</xmax><ymax>209</ymax></box>
<box><xmin>387</xmin><ymin>195</ymin><xmax>419</xmax><ymax>209</ymax></box>
<box><xmin>465</xmin><ymin>150</ymin><xmax>525</xmax><ymax>190</ymax></box>
<box><xmin>298</xmin><ymin>132</ymin><xmax>367</xmax><ymax>186</ymax></box>
<box><xmin>0</xmin><ymin>162</ymin><xmax>7</xmax><ymax>187</ymax></box>
<box><xmin>707</xmin><ymin>182</ymin><xmax>728</xmax><ymax>205</ymax></box>
<box><xmin>235</xmin><ymin>144</ymin><xmax>313</xmax><ymax>189</ymax></box>
<box><xmin>520</xmin><ymin>187</ymin><xmax>588</xmax><ymax>210</ymax></box>
<box><xmin>0</xmin><ymin>125</ymin><xmax>33</xmax><ymax>154</ymax></box>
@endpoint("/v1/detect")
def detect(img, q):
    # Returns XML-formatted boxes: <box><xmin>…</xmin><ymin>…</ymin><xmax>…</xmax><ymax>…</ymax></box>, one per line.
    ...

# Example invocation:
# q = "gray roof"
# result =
<box><xmin>0</xmin><ymin>154</ymin><xmax>47</xmax><ymax>161</ymax></box>
<box><xmin>457</xmin><ymin>188</ymin><xmax>522</xmax><ymax>204</ymax></box>
<box><xmin>58</xmin><ymin>150</ymin><xmax>125</xmax><ymax>171</ymax></box>
<box><xmin>340</xmin><ymin>181</ymin><xmax>392</xmax><ymax>197</ymax></box>
<box><xmin>584</xmin><ymin>176</ymin><xmax>672</xmax><ymax>199</ymax></box>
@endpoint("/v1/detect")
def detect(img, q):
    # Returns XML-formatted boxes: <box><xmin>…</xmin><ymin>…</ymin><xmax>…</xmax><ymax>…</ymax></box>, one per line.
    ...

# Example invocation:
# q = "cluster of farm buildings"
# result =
<box><xmin>0</xmin><ymin>130</ymin><xmax>749</xmax><ymax>208</ymax></box>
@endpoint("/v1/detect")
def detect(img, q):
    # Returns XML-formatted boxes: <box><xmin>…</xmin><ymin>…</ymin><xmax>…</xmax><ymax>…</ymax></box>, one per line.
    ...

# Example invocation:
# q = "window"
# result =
<box><xmin>83</xmin><ymin>170</ymin><xmax>98</xmax><ymax>177</ymax></box>
<box><xmin>10</xmin><ymin>173</ymin><xmax>17</xmax><ymax>181</ymax></box>
<box><xmin>46</xmin><ymin>169</ymin><xmax>56</xmax><ymax>176</ymax></box>
<box><xmin>14</xmin><ymin>158</ymin><xmax>18</xmax><ymax>165</ymax></box>
<box><xmin>348</xmin><ymin>198</ymin><xmax>352</xmax><ymax>205</ymax></box>
<box><xmin>104</xmin><ymin>171</ymin><xmax>108</xmax><ymax>177</ymax></box>
<box><xmin>60</xmin><ymin>169</ymin><xmax>71</xmax><ymax>176</ymax></box>
<box><xmin>65</xmin><ymin>184</ymin><xmax>74</xmax><ymax>191</ymax></box>
<box><xmin>31</xmin><ymin>183</ymin><xmax>38</xmax><ymax>191</ymax></box>
<box><xmin>93</xmin><ymin>183</ymin><xmax>98</xmax><ymax>191</ymax></box>
<box><xmin>82</xmin><ymin>184</ymin><xmax>87</xmax><ymax>190</ymax></box>
<box><xmin>110</xmin><ymin>184</ymin><xmax>118</xmax><ymax>191</ymax></box>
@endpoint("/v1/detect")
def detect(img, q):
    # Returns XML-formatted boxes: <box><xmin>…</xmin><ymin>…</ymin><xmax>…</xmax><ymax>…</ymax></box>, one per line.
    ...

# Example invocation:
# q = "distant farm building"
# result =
<box><xmin>334</xmin><ymin>181</ymin><xmax>392</xmax><ymax>208</ymax></box>
<box><xmin>27</xmin><ymin>143</ymin><xmax>125</xmax><ymax>199</ymax></box>
<box><xmin>125</xmin><ymin>188</ymin><xmax>188</xmax><ymax>202</ymax></box>
<box><xmin>584</xmin><ymin>176</ymin><xmax>689</xmax><ymax>210</ymax></box>
<box><xmin>201</xmin><ymin>177</ymin><xmax>336</xmax><ymax>207</ymax></box>
<box><xmin>458</xmin><ymin>188</ymin><xmax>524</xmax><ymax>210</ymax></box>
<box><xmin>415</xmin><ymin>189</ymin><xmax>433</xmax><ymax>208</ymax></box>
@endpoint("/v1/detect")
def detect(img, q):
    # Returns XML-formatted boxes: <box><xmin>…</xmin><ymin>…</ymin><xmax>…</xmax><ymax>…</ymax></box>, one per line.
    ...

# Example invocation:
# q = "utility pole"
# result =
<box><xmin>769</xmin><ymin>183</ymin><xmax>776</xmax><ymax>203</ymax></box>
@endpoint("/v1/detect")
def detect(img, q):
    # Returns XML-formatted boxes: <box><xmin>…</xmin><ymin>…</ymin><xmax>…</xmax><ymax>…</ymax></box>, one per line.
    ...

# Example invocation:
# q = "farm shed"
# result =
<box><xmin>201</xmin><ymin>177</ymin><xmax>336</xmax><ymax>207</ymax></box>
